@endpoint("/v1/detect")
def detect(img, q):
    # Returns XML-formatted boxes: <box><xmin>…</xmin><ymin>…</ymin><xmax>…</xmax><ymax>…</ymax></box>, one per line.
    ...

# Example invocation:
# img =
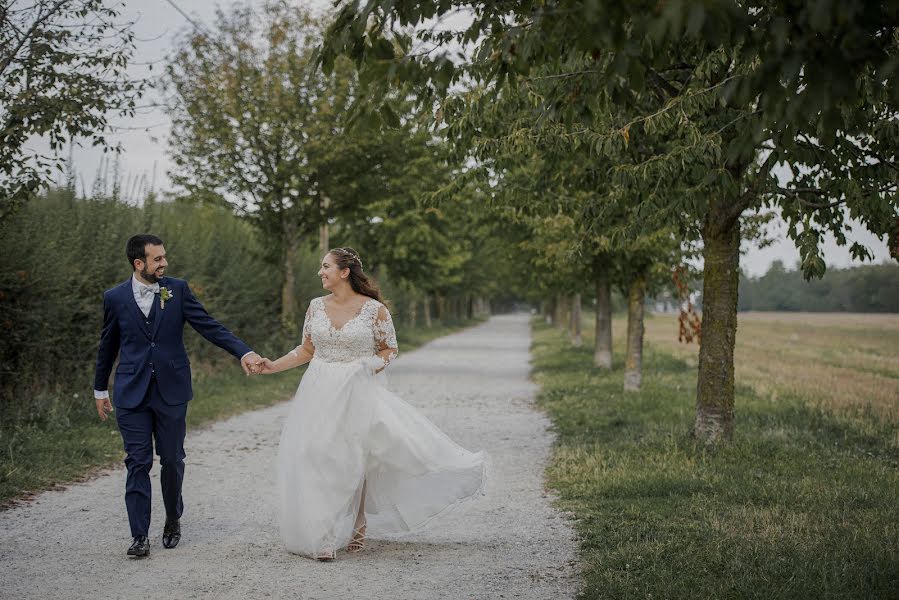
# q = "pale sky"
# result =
<box><xmin>44</xmin><ymin>0</ymin><xmax>893</xmax><ymax>278</ymax></box>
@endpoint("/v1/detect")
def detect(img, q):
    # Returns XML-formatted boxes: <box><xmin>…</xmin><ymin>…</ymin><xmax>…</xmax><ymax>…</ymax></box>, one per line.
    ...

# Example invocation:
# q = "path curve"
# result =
<box><xmin>0</xmin><ymin>314</ymin><xmax>578</xmax><ymax>599</ymax></box>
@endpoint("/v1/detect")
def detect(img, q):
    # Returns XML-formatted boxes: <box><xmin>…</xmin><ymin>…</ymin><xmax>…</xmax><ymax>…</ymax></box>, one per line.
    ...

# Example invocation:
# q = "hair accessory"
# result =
<box><xmin>339</xmin><ymin>248</ymin><xmax>363</xmax><ymax>271</ymax></box>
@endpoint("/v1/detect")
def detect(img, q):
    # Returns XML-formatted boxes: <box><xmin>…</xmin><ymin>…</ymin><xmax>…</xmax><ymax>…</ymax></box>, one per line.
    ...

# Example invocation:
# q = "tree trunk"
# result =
<box><xmin>594</xmin><ymin>272</ymin><xmax>613</xmax><ymax>369</ymax></box>
<box><xmin>423</xmin><ymin>295</ymin><xmax>432</xmax><ymax>328</ymax></box>
<box><xmin>436</xmin><ymin>295</ymin><xmax>445</xmax><ymax>320</ymax></box>
<box><xmin>318</xmin><ymin>194</ymin><xmax>330</xmax><ymax>255</ymax></box>
<box><xmin>624</xmin><ymin>271</ymin><xmax>646</xmax><ymax>392</ymax></box>
<box><xmin>570</xmin><ymin>293</ymin><xmax>582</xmax><ymax>346</ymax></box>
<box><xmin>694</xmin><ymin>201</ymin><xmax>741</xmax><ymax>442</ymax></box>
<box><xmin>408</xmin><ymin>295</ymin><xmax>418</xmax><ymax>327</ymax></box>
<box><xmin>280</xmin><ymin>233</ymin><xmax>299</xmax><ymax>330</ymax></box>
<box><xmin>554</xmin><ymin>294</ymin><xmax>565</xmax><ymax>329</ymax></box>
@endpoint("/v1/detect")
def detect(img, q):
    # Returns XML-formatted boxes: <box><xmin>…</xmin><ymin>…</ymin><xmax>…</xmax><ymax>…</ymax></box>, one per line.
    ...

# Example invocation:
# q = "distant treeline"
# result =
<box><xmin>738</xmin><ymin>260</ymin><xmax>899</xmax><ymax>312</ymax></box>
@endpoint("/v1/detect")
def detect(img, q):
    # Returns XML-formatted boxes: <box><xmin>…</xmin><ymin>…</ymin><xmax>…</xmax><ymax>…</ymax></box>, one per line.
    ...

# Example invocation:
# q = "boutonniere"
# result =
<box><xmin>160</xmin><ymin>287</ymin><xmax>174</xmax><ymax>309</ymax></box>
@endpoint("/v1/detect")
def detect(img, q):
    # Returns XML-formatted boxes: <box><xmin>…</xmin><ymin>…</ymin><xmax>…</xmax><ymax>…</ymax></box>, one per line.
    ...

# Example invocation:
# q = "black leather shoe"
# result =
<box><xmin>162</xmin><ymin>519</ymin><xmax>181</xmax><ymax>549</ymax></box>
<box><xmin>127</xmin><ymin>536</ymin><xmax>150</xmax><ymax>557</ymax></box>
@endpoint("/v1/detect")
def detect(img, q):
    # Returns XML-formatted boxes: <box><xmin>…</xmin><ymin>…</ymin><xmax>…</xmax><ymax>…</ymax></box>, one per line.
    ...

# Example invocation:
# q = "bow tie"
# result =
<box><xmin>139</xmin><ymin>284</ymin><xmax>160</xmax><ymax>297</ymax></box>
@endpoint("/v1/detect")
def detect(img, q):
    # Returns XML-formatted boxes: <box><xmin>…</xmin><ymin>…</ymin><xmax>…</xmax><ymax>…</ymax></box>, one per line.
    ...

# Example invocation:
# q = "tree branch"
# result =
<box><xmin>775</xmin><ymin>187</ymin><xmax>846</xmax><ymax>209</ymax></box>
<box><xmin>640</xmin><ymin>59</ymin><xmax>681</xmax><ymax>99</ymax></box>
<box><xmin>0</xmin><ymin>0</ymin><xmax>68</xmax><ymax>77</ymax></box>
<box><xmin>523</xmin><ymin>68</ymin><xmax>605</xmax><ymax>82</ymax></box>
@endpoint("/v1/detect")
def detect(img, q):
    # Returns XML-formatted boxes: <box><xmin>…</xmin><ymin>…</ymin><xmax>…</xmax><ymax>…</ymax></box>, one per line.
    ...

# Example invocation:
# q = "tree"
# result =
<box><xmin>437</xmin><ymin>65</ymin><xmax>690</xmax><ymax>382</ymax></box>
<box><xmin>339</xmin><ymin>126</ymin><xmax>477</xmax><ymax>324</ymax></box>
<box><xmin>739</xmin><ymin>261</ymin><xmax>899</xmax><ymax>312</ymax></box>
<box><xmin>164</xmin><ymin>2</ymin><xmax>415</xmax><ymax>329</ymax></box>
<box><xmin>0</xmin><ymin>0</ymin><xmax>143</xmax><ymax>223</ymax></box>
<box><xmin>617</xmin><ymin>229</ymin><xmax>683</xmax><ymax>392</ymax></box>
<box><xmin>323</xmin><ymin>0</ymin><xmax>899</xmax><ymax>442</ymax></box>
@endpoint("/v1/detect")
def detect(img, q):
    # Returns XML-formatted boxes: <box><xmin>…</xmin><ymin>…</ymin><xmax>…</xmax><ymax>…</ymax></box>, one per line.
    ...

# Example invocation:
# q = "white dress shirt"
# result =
<box><xmin>132</xmin><ymin>273</ymin><xmax>159</xmax><ymax>317</ymax></box>
<box><xmin>94</xmin><ymin>275</ymin><xmax>254</xmax><ymax>400</ymax></box>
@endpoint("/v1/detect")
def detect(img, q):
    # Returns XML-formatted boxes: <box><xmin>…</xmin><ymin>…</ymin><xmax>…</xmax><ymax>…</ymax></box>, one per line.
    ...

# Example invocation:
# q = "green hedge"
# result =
<box><xmin>0</xmin><ymin>190</ymin><xmax>318</xmax><ymax>420</ymax></box>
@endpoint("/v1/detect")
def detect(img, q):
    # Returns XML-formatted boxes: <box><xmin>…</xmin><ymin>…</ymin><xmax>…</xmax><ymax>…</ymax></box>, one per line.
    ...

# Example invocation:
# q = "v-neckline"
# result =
<box><xmin>322</xmin><ymin>297</ymin><xmax>374</xmax><ymax>332</ymax></box>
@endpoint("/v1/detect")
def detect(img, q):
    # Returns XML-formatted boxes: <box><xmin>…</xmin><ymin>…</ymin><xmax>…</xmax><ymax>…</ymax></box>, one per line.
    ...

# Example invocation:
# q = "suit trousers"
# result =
<box><xmin>115</xmin><ymin>377</ymin><xmax>187</xmax><ymax>537</ymax></box>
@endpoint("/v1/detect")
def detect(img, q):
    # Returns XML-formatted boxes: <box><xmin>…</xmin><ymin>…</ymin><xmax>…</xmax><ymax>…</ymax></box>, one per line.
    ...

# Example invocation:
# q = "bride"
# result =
<box><xmin>255</xmin><ymin>247</ymin><xmax>487</xmax><ymax>561</ymax></box>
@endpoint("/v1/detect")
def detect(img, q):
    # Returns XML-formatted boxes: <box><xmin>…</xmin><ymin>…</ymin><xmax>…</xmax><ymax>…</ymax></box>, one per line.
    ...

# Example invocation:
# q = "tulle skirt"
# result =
<box><xmin>276</xmin><ymin>357</ymin><xmax>487</xmax><ymax>557</ymax></box>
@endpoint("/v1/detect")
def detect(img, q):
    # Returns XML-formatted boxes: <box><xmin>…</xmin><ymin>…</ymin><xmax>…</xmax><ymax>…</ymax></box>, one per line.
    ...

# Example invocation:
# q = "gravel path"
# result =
<box><xmin>0</xmin><ymin>314</ymin><xmax>579</xmax><ymax>599</ymax></box>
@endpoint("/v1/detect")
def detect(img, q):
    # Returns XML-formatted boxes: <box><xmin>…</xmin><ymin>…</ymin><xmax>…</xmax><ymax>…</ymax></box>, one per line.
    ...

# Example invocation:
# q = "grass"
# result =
<box><xmin>532</xmin><ymin>315</ymin><xmax>899</xmax><ymax>600</ymax></box>
<box><xmin>0</xmin><ymin>318</ymin><xmax>481</xmax><ymax>507</ymax></box>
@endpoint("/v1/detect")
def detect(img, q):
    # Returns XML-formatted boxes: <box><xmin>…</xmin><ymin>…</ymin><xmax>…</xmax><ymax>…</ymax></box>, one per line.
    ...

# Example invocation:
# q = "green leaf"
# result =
<box><xmin>371</xmin><ymin>38</ymin><xmax>395</xmax><ymax>60</ymax></box>
<box><xmin>379</xmin><ymin>103</ymin><xmax>400</xmax><ymax>128</ymax></box>
<box><xmin>686</xmin><ymin>4</ymin><xmax>705</xmax><ymax>37</ymax></box>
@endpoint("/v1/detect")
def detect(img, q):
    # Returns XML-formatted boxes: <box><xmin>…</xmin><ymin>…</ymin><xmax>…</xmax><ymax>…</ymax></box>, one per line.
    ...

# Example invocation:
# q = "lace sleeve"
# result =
<box><xmin>374</xmin><ymin>304</ymin><xmax>398</xmax><ymax>365</ymax></box>
<box><xmin>290</xmin><ymin>300</ymin><xmax>316</xmax><ymax>357</ymax></box>
<box><xmin>302</xmin><ymin>300</ymin><xmax>315</xmax><ymax>341</ymax></box>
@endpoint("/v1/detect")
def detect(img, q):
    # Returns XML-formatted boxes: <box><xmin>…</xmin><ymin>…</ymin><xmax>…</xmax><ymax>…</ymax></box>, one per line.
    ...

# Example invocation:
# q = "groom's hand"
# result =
<box><xmin>96</xmin><ymin>397</ymin><xmax>113</xmax><ymax>421</ymax></box>
<box><xmin>241</xmin><ymin>352</ymin><xmax>262</xmax><ymax>375</ymax></box>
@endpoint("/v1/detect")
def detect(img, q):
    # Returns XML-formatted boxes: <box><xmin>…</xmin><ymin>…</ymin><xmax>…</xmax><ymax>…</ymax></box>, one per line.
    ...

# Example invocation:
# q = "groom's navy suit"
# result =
<box><xmin>94</xmin><ymin>276</ymin><xmax>251</xmax><ymax>538</ymax></box>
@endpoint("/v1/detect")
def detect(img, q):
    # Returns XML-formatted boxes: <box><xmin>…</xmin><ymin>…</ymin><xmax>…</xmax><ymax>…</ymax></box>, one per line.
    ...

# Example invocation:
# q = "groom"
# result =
<box><xmin>93</xmin><ymin>234</ymin><xmax>261</xmax><ymax>557</ymax></box>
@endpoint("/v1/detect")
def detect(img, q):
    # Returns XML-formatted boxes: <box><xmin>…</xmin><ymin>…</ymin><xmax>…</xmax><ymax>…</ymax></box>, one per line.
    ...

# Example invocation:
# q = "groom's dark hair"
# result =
<box><xmin>127</xmin><ymin>234</ymin><xmax>164</xmax><ymax>269</ymax></box>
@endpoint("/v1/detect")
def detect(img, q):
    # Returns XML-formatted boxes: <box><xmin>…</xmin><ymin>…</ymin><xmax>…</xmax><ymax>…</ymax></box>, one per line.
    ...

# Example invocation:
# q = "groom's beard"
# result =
<box><xmin>141</xmin><ymin>266</ymin><xmax>161</xmax><ymax>283</ymax></box>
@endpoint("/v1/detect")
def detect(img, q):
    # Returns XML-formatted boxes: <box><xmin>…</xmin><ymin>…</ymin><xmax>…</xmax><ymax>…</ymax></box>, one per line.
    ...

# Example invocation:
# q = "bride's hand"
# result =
<box><xmin>254</xmin><ymin>358</ymin><xmax>276</xmax><ymax>375</ymax></box>
<box><xmin>360</xmin><ymin>355</ymin><xmax>385</xmax><ymax>375</ymax></box>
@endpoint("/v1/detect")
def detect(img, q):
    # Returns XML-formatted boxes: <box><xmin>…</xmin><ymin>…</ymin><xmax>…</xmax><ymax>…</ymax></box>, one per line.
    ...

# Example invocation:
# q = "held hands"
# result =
<box><xmin>241</xmin><ymin>352</ymin><xmax>262</xmax><ymax>376</ymax></box>
<box><xmin>247</xmin><ymin>357</ymin><xmax>276</xmax><ymax>375</ymax></box>
<box><xmin>242</xmin><ymin>352</ymin><xmax>276</xmax><ymax>376</ymax></box>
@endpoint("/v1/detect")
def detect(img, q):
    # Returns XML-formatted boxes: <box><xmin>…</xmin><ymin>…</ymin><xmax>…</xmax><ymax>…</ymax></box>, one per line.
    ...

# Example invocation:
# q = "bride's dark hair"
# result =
<box><xmin>328</xmin><ymin>247</ymin><xmax>385</xmax><ymax>304</ymax></box>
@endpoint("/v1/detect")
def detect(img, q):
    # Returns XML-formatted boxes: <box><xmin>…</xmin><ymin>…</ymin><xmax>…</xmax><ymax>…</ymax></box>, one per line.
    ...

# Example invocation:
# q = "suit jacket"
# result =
<box><xmin>93</xmin><ymin>276</ymin><xmax>251</xmax><ymax>408</ymax></box>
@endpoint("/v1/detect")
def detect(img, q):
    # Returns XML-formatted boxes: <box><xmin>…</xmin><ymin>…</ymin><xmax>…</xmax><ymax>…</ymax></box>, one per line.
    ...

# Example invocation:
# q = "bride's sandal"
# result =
<box><xmin>346</xmin><ymin>523</ymin><xmax>366</xmax><ymax>553</ymax></box>
<box><xmin>316</xmin><ymin>545</ymin><xmax>336</xmax><ymax>562</ymax></box>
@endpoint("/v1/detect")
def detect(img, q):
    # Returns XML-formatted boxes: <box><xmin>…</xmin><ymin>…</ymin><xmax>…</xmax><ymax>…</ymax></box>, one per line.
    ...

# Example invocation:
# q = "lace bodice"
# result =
<box><xmin>301</xmin><ymin>296</ymin><xmax>398</xmax><ymax>364</ymax></box>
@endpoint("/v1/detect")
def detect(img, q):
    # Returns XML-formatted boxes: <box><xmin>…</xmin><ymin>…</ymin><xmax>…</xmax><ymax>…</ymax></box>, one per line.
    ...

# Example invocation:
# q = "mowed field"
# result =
<box><xmin>638</xmin><ymin>312</ymin><xmax>899</xmax><ymax>424</ymax></box>
<box><xmin>533</xmin><ymin>311</ymin><xmax>899</xmax><ymax>598</ymax></box>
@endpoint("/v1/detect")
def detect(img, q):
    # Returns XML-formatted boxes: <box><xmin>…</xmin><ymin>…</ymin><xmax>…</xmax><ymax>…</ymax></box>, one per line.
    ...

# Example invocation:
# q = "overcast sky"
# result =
<box><xmin>45</xmin><ymin>0</ymin><xmax>893</xmax><ymax>277</ymax></box>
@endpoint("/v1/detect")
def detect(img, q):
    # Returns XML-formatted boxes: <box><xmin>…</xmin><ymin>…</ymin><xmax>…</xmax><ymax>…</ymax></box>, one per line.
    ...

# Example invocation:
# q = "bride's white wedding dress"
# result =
<box><xmin>276</xmin><ymin>296</ymin><xmax>487</xmax><ymax>557</ymax></box>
